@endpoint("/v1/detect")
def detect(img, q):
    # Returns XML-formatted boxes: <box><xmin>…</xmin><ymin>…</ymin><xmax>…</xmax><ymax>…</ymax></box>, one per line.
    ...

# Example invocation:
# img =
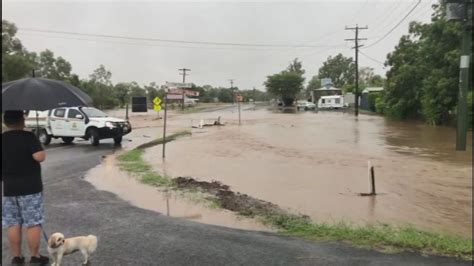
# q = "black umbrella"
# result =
<box><xmin>2</xmin><ymin>77</ymin><xmax>93</xmax><ymax>136</ymax></box>
<box><xmin>2</xmin><ymin>77</ymin><xmax>92</xmax><ymax>111</ymax></box>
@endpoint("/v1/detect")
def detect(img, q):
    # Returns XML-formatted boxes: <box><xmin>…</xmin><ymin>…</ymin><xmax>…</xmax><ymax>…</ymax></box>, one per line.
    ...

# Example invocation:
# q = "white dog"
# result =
<box><xmin>47</xmin><ymin>232</ymin><xmax>98</xmax><ymax>266</ymax></box>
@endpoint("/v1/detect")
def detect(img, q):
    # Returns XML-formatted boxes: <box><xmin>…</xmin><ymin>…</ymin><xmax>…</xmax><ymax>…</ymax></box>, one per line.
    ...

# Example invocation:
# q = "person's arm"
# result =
<box><xmin>30</xmin><ymin>133</ymin><xmax>46</xmax><ymax>162</ymax></box>
<box><xmin>32</xmin><ymin>150</ymin><xmax>46</xmax><ymax>162</ymax></box>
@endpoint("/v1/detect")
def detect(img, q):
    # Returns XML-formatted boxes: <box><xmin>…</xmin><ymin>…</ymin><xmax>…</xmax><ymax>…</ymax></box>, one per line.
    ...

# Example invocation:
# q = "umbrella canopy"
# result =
<box><xmin>2</xmin><ymin>77</ymin><xmax>93</xmax><ymax>111</ymax></box>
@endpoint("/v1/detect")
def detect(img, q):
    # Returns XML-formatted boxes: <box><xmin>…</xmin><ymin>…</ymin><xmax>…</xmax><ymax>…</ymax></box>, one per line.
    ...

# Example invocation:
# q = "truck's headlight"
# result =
<box><xmin>105</xmin><ymin>122</ymin><xmax>115</xmax><ymax>128</ymax></box>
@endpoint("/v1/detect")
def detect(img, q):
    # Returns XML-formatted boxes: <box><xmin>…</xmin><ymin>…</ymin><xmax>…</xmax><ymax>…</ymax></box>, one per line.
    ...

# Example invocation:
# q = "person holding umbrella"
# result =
<box><xmin>2</xmin><ymin>77</ymin><xmax>93</xmax><ymax>265</ymax></box>
<box><xmin>2</xmin><ymin>110</ymin><xmax>49</xmax><ymax>265</ymax></box>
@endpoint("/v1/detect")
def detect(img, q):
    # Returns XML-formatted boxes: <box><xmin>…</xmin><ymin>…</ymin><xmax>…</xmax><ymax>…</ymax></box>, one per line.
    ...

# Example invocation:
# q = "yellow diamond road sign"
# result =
<box><xmin>153</xmin><ymin>97</ymin><xmax>162</xmax><ymax>111</ymax></box>
<box><xmin>153</xmin><ymin>97</ymin><xmax>162</xmax><ymax>105</ymax></box>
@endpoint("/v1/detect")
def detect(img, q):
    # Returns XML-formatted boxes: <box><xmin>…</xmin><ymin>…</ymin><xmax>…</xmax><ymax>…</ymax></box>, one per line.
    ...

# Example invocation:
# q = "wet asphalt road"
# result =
<box><xmin>2</xmin><ymin>138</ymin><xmax>471</xmax><ymax>265</ymax></box>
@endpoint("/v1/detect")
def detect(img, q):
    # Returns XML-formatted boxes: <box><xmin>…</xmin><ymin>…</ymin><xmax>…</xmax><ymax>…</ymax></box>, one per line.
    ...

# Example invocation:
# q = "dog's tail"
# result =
<box><xmin>86</xmin><ymin>235</ymin><xmax>98</xmax><ymax>254</ymax></box>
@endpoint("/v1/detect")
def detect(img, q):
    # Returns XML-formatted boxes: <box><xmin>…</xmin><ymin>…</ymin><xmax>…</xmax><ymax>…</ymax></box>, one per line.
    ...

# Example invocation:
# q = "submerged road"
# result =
<box><xmin>1</xmin><ymin>134</ymin><xmax>470</xmax><ymax>265</ymax></box>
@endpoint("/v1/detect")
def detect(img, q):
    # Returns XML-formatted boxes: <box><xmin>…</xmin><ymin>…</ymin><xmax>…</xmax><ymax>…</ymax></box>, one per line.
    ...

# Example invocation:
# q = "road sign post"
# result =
<box><xmin>162</xmin><ymin>95</ymin><xmax>168</xmax><ymax>158</ymax></box>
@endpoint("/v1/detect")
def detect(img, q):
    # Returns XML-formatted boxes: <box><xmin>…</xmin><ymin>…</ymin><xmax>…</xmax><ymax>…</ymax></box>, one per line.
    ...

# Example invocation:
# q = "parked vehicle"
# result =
<box><xmin>25</xmin><ymin>107</ymin><xmax>132</xmax><ymax>146</ymax></box>
<box><xmin>318</xmin><ymin>95</ymin><xmax>345</xmax><ymax>109</ymax></box>
<box><xmin>296</xmin><ymin>101</ymin><xmax>316</xmax><ymax>111</ymax></box>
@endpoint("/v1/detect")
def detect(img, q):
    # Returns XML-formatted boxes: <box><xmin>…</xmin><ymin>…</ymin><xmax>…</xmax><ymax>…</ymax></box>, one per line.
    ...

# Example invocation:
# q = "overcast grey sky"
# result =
<box><xmin>3</xmin><ymin>0</ymin><xmax>435</xmax><ymax>90</ymax></box>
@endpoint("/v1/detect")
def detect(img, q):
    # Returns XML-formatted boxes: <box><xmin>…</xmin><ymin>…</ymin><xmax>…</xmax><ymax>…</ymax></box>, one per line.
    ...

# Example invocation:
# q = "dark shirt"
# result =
<box><xmin>2</xmin><ymin>130</ymin><xmax>44</xmax><ymax>196</ymax></box>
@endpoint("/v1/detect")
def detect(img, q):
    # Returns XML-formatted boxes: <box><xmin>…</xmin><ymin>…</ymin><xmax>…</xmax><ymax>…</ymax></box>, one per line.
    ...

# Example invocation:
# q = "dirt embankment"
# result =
<box><xmin>173</xmin><ymin>177</ymin><xmax>309</xmax><ymax>221</ymax></box>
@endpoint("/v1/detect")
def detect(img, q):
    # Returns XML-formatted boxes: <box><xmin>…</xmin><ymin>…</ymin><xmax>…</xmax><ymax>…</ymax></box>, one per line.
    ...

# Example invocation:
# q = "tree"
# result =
<box><xmin>114</xmin><ymin>83</ymin><xmax>131</xmax><ymax>107</ymax></box>
<box><xmin>217</xmin><ymin>88</ymin><xmax>234</xmax><ymax>103</ymax></box>
<box><xmin>287</xmin><ymin>58</ymin><xmax>305</xmax><ymax>76</ymax></box>
<box><xmin>265</xmin><ymin>58</ymin><xmax>305</xmax><ymax>106</ymax></box>
<box><xmin>318</xmin><ymin>53</ymin><xmax>355</xmax><ymax>88</ymax></box>
<box><xmin>369</xmin><ymin>75</ymin><xmax>384</xmax><ymax>87</ymax></box>
<box><xmin>383</xmin><ymin>4</ymin><xmax>464</xmax><ymax>124</ymax></box>
<box><xmin>2</xmin><ymin>20</ymin><xmax>33</xmax><ymax>82</ymax></box>
<box><xmin>265</xmin><ymin>71</ymin><xmax>305</xmax><ymax>106</ymax></box>
<box><xmin>66</xmin><ymin>74</ymin><xmax>81</xmax><ymax>87</ymax></box>
<box><xmin>89</xmin><ymin>65</ymin><xmax>112</xmax><ymax>86</ymax></box>
<box><xmin>199</xmin><ymin>85</ymin><xmax>220</xmax><ymax>103</ymax></box>
<box><xmin>35</xmin><ymin>50</ymin><xmax>72</xmax><ymax>80</ymax></box>
<box><xmin>305</xmin><ymin>75</ymin><xmax>321</xmax><ymax>99</ymax></box>
<box><xmin>145</xmin><ymin>82</ymin><xmax>165</xmax><ymax>103</ymax></box>
<box><xmin>82</xmin><ymin>65</ymin><xmax>117</xmax><ymax>109</ymax></box>
<box><xmin>306</xmin><ymin>75</ymin><xmax>320</xmax><ymax>91</ymax></box>
<box><xmin>128</xmin><ymin>82</ymin><xmax>146</xmax><ymax>97</ymax></box>
<box><xmin>2</xmin><ymin>20</ymin><xmax>23</xmax><ymax>54</ymax></box>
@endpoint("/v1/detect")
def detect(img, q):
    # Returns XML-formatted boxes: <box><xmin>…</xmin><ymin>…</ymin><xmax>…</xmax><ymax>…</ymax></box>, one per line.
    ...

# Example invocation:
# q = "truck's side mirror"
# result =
<box><xmin>75</xmin><ymin>114</ymin><xmax>84</xmax><ymax>119</ymax></box>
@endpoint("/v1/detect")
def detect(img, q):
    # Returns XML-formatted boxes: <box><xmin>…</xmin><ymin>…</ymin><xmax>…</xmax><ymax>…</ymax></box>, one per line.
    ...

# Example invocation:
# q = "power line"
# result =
<box><xmin>366</xmin><ymin>1</ymin><xmax>413</xmax><ymax>38</ymax></box>
<box><xmin>359</xmin><ymin>50</ymin><xmax>386</xmax><ymax>66</ymax></box>
<box><xmin>18</xmin><ymin>31</ymin><xmax>341</xmax><ymax>52</ymax></box>
<box><xmin>18</xmin><ymin>27</ymin><xmax>345</xmax><ymax>48</ymax></box>
<box><xmin>363</xmin><ymin>0</ymin><xmax>422</xmax><ymax>49</ymax></box>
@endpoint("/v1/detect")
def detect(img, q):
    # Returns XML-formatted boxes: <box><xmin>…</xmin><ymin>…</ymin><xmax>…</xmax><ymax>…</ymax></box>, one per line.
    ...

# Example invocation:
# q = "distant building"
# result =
<box><xmin>344</xmin><ymin>92</ymin><xmax>355</xmax><ymax>107</ymax></box>
<box><xmin>360</xmin><ymin>87</ymin><xmax>384</xmax><ymax>111</ymax></box>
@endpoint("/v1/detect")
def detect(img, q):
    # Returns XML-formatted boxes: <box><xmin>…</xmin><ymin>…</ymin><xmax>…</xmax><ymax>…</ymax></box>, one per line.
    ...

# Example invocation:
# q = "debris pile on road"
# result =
<box><xmin>192</xmin><ymin>116</ymin><xmax>225</xmax><ymax>128</ymax></box>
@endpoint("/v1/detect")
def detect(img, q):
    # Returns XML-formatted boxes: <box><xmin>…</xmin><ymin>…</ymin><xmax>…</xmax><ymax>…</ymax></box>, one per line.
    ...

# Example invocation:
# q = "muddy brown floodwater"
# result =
<box><xmin>143</xmin><ymin>107</ymin><xmax>472</xmax><ymax>236</ymax></box>
<box><xmin>86</xmin><ymin>156</ymin><xmax>273</xmax><ymax>232</ymax></box>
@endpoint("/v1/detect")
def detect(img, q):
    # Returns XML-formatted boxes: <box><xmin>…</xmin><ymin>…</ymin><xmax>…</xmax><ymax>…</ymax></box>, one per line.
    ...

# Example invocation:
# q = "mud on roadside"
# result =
<box><xmin>173</xmin><ymin>176</ymin><xmax>310</xmax><ymax>223</ymax></box>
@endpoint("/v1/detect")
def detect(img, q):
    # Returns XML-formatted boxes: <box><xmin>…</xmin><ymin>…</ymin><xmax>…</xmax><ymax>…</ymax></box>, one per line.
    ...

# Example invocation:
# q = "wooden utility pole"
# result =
<box><xmin>345</xmin><ymin>25</ymin><xmax>368</xmax><ymax>117</ymax></box>
<box><xmin>179</xmin><ymin>68</ymin><xmax>190</xmax><ymax>110</ymax></box>
<box><xmin>229</xmin><ymin>79</ymin><xmax>235</xmax><ymax>105</ymax></box>
<box><xmin>446</xmin><ymin>0</ymin><xmax>473</xmax><ymax>151</ymax></box>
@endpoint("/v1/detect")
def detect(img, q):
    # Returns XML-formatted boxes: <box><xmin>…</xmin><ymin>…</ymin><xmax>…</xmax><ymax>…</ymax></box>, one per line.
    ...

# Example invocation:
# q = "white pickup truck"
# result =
<box><xmin>25</xmin><ymin>107</ymin><xmax>132</xmax><ymax>146</ymax></box>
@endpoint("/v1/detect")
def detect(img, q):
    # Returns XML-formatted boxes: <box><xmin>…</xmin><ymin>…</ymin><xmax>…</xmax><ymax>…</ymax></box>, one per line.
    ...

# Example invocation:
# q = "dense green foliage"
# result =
<box><xmin>317</xmin><ymin>53</ymin><xmax>355</xmax><ymax>88</ymax></box>
<box><xmin>382</xmin><ymin>4</ymin><xmax>472</xmax><ymax>125</ymax></box>
<box><xmin>265</xmin><ymin>58</ymin><xmax>305</xmax><ymax>106</ymax></box>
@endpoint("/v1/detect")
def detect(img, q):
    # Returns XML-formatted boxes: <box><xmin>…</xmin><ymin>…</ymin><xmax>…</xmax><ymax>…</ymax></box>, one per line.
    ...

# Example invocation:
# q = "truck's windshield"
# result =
<box><xmin>81</xmin><ymin>108</ymin><xmax>108</xmax><ymax>118</ymax></box>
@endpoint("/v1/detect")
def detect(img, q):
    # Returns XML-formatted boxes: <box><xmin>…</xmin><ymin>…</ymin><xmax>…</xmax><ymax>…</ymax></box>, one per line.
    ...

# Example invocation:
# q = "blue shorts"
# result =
<box><xmin>2</xmin><ymin>192</ymin><xmax>44</xmax><ymax>228</ymax></box>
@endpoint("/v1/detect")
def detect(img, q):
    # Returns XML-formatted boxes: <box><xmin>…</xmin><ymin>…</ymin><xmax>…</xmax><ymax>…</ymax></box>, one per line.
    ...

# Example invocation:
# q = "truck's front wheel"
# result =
<box><xmin>39</xmin><ymin>129</ymin><xmax>52</xmax><ymax>145</ymax></box>
<box><xmin>113</xmin><ymin>136</ymin><xmax>123</xmax><ymax>145</ymax></box>
<box><xmin>88</xmin><ymin>128</ymin><xmax>100</xmax><ymax>146</ymax></box>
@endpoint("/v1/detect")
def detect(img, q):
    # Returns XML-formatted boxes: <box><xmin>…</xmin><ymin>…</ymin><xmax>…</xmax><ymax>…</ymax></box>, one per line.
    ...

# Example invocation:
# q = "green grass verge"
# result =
<box><xmin>116</xmin><ymin>132</ymin><xmax>472</xmax><ymax>260</ymax></box>
<box><xmin>117</xmin><ymin>148</ymin><xmax>174</xmax><ymax>188</ymax></box>
<box><xmin>261</xmin><ymin>212</ymin><xmax>472</xmax><ymax>259</ymax></box>
<box><xmin>135</xmin><ymin>130</ymin><xmax>191</xmax><ymax>150</ymax></box>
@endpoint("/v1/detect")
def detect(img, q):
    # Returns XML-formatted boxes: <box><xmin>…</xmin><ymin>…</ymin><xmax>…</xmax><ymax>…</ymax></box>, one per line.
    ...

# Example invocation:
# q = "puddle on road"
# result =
<box><xmin>85</xmin><ymin>156</ymin><xmax>273</xmax><ymax>232</ymax></box>
<box><xmin>143</xmin><ymin>108</ymin><xmax>472</xmax><ymax>236</ymax></box>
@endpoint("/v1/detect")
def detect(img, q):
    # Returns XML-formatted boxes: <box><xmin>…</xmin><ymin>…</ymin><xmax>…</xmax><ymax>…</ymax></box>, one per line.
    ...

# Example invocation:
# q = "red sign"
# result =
<box><xmin>166</xmin><ymin>88</ymin><xmax>199</xmax><ymax>97</ymax></box>
<box><xmin>236</xmin><ymin>95</ymin><xmax>244</xmax><ymax>102</ymax></box>
<box><xmin>185</xmin><ymin>90</ymin><xmax>200</xmax><ymax>97</ymax></box>
<box><xmin>167</xmin><ymin>88</ymin><xmax>183</xmax><ymax>94</ymax></box>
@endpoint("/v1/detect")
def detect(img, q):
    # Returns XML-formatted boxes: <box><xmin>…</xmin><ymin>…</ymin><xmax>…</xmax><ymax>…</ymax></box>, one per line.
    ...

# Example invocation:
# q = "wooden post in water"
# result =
<box><xmin>368</xmin><ymin>161</ymin><xmax>376</xmax><ymax>195</ymax></box>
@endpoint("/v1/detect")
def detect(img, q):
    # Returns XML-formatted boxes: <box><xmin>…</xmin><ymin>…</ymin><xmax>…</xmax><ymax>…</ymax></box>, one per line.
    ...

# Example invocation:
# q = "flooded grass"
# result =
<box><xmin>135</xmin><ymin>130</ymin><xmax>191</xmax><ymax>150</ymax></box>
<box><xmin>117</xmin><ymin>131</ymin><xmax>193</xmax><ymax>188</ymax></box>
<box><xmin>117</xmin><ymin>131</ymin><xmax>472</xmax><ymax>260</ymax></box>
<box><xmin>141</xmin><ymin>172</ymin><xmax>173</xmax><ymax>187</ymax></box>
